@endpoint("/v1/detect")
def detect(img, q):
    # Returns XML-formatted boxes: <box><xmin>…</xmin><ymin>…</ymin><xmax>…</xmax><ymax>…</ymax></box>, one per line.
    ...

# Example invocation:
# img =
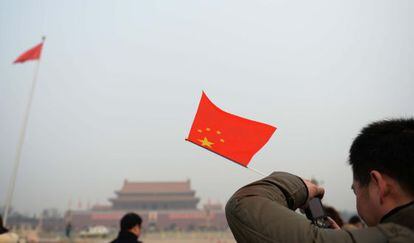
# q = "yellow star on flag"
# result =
<box><xmin>198</xmin><ymin>137</ymin><xmax>214</xmax><ymax>148</ymax></box>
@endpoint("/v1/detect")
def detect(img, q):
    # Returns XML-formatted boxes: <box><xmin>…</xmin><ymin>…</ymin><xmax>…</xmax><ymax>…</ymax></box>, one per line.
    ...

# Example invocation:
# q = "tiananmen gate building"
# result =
<box><xmin>68</xmin><ymin>179</ymin><xmax>228</xmax><ymax>231</ymax></box>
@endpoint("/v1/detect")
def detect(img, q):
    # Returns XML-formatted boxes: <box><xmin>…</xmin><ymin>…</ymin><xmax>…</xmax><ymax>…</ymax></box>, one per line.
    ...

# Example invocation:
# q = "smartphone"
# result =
<box><xmin>304</xmin><ymin>198</ymin><xmax>330</xmax><ymax>228</ymax></box>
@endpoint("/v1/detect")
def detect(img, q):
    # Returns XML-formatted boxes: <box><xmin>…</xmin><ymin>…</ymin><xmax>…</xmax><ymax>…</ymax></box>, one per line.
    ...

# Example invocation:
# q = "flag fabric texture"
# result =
<box><xmin>186</xmin><ymin>92</ymin><xmax>276</xmax><ymax>167</ymax></box>
<box><xmin>13</xmin><ymin>42</ymin><xmax>43</xmax><ymax>63</ymax></box>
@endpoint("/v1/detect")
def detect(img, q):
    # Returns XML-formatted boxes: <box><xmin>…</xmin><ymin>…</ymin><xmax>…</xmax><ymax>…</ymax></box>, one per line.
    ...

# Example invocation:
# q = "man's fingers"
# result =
<box><xmin>302</xmin><ymin>179</ymin><xmax>325</xmax><ymax>201</ymax></box>
<box><xmin>316</xmin><ymin>186</ymin><xmax>325</xmax><ymax>199</ymax></box>
<box><xmin>327</xmin><ymin>217</ymin><xmax>341</xmax><ymax>230</ymax></box>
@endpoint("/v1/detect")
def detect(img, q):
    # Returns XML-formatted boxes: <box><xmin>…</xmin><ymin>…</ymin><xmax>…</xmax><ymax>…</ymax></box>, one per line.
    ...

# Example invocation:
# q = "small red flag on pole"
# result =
<box><xmin>186</xmin><ymin>92</ymin><xmax>276</xmax><ymax>167</ymax></box>
<box><xmin>4</xmin><ymin>37</ymin><xmax>46</xmax><ymax>226</ymax></box>
<box><xmin>13</xmin><ymin>41</ymin><xmax>44</xmax><ymax>64</ymax></box>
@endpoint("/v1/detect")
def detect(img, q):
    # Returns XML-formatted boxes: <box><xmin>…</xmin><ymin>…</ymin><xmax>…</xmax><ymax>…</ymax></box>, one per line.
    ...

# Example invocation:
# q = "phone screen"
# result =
<box><xmin>308</xmin><ymin>198</ymin><xmax>326</xmax><ymax>219</ymax></box>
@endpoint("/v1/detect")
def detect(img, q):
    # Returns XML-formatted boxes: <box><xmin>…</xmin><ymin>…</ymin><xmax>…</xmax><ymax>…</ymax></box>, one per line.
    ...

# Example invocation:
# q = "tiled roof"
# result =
<box><xmin>110</xmin><ymin>195</ymin><xmax>199</xmax><ymax>202</ymax></box>
<box><xmin>118</xmin><ymin>180</ymin><xmax>193</xmax><ymax>193</ymax></box>
<box><xmin>91</xmin><ymin>212</ymin><xmax>124</xmax><ymax>220</ymax></box>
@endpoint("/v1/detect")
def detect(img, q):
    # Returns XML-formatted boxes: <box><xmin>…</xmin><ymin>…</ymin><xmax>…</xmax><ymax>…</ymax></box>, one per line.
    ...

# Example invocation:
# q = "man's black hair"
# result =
<box><xmin>349</xmin><ymin>118</ymin><xmax>414</xmax><ymax>195</ymax></box>
<box><xmin>120</xmin><ymin>212</ymin><xmax>142</xmax><ymax>231</ymax></box>
<box><xmin>348</xmin><ymin>215</ymin><xmax>361</xmax><ymax>225</ymax></box>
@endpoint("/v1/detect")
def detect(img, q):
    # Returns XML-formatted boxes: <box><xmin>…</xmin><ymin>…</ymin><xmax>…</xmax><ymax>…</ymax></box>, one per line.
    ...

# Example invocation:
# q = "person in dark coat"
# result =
<box><xmin>111</xmin><ymin>212</ymin><xmax>143</xmax><ymax>243</ymax></box>
<box><xmin>65</xmin><ymin>222</ymin><xmax>72</xmax><ymax>238</ymax></box>
<box><xmin>0</xmin><ymin>215</ymin><xmax>8</xmax><ymax>234</ymax></box>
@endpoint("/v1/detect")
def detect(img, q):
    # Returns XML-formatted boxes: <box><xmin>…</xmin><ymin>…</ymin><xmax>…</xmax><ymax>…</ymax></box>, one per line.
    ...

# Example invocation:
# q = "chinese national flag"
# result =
<box><xmin>186</xmin><ymin>92</ymin><xmax>276</xmax><ymax>167</ymax></box>
<box><xmin>13</xmin><ymin>42</ymin><xmax>43</xmax><ymax>64</ymax></box>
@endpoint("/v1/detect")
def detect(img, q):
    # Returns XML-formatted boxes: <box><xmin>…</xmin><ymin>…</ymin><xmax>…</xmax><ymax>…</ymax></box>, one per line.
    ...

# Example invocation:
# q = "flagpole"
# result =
<box><xmin>3</xmin><ymin>37</ymin><xmax>45</xmax><ymax>226</ymax></box>
<box><xmin>185</xmin><ymin>139</ymin><xmax>269</xmax><ymax>177</ymax></box>
<box><xmin>247</xmin><ymin>166</ymin><xmax>267</xmax><ymax>176</ymax></box>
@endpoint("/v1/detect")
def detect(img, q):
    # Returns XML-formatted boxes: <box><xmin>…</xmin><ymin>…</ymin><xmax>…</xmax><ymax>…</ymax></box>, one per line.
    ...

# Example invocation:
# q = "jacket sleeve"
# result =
<box><xmin>225</xmin><ymin>171</ymin><xmax>362</xmax><ymax>243</ymax></box>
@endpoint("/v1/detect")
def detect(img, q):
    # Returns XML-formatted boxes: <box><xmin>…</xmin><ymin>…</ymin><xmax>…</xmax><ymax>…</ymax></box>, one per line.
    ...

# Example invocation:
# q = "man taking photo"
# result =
<box><xmin>226</xmin><ymin>118</ymin><xmax>414</xmax><ymax>242</ymax></box>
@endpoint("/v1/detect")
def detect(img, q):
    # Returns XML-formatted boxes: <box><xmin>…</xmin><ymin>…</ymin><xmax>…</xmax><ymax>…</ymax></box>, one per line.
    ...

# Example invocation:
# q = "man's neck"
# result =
<box><xmin>118</xmin><ymin>230</ymin><xmax>138</xmax><ymax>240</ymax></box>
<box><xmin>380</xmin><ymin>190</ymin><xmax>414</xmax><ymax>218</ymax></box>
<box><xmin>128</xmin><ymin>229</ymin><xmax>139</xmax><ymax>238</ymax></box>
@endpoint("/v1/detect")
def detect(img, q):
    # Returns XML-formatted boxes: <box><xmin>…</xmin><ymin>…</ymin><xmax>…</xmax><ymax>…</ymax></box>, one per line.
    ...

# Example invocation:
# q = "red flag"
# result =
<box><xmin>186</xmin><ymin>92</ymin><xmax>276</xmax><ymax>167</ymax></box>
<box><xmin>13</xmin><ymin>42</ymin><xmax>43</xmax><ymax>63</ymax></box>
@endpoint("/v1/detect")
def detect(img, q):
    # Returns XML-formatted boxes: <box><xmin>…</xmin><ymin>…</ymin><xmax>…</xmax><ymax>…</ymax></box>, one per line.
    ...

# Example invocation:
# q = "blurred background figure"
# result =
<box><xmin>111</xmin><ymin>212</ymin><xmax>143</xmax><ymax>243</ymax></box>
<box><xmin>0</xmin><ymin>215</ymin><xmax>19</xmax><ymax>243</ymax></box>
<box><xmin>65</xmin><ymin>222</ymin><xmax>72</xmax><ymax>238</ymax></box>
<box><xmin>323</xmin><ymin>205</ymin><xmax>344</xmax><ymax>228</ymax></box>
<box><xmin>343</xmin><ymin>215</ymin><xmax>364</xmax><ymax>230</ymax></box>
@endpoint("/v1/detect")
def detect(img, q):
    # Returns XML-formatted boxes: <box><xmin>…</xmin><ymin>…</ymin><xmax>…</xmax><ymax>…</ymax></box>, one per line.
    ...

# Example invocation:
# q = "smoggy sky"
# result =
<box><xmin>0</xmin><ymin>0</ymin><xmax>413</xmax><ymax>215</ymax></box>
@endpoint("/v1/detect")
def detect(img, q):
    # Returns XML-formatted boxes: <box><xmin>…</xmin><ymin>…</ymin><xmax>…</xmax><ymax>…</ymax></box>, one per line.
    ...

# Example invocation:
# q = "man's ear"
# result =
<box><xmin>369</xmin><ymin>170</ymin><xmax>389</xmax><ymax>204</ymax></box>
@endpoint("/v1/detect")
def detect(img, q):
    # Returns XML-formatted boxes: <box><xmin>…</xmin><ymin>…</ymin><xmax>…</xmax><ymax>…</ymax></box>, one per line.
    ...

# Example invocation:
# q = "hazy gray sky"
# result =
<box><xmin>0</xmin><ymin>0</ymin><xmax>413</xmax><ymax>215</ymax></box>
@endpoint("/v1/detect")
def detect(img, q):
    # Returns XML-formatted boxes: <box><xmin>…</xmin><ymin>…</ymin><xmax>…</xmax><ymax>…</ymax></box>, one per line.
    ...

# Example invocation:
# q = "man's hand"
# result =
<box><xmin>301</xmin><ymin>179</ymin><xmax>325</xmax><ymax>208</ymax></box>
<box><xmin>327</xmin><ymin>217</ymin><xmax>341</xmax><ymax>230</ymax></box>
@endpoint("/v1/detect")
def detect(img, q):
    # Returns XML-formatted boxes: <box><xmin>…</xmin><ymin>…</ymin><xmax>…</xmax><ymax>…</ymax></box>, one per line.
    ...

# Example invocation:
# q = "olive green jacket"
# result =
<box><xmin>225</xmin><ymin>172</ymin><xmax>414</xmax><ymax>243</ymax></box>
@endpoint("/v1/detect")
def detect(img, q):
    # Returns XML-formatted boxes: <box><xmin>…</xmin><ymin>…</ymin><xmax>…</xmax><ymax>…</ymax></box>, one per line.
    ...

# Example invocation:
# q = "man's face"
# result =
<box><xmin>352</xmin><ymin>180</ymin><xmax>381</xmax><ymax>226</ymax></box>
<box><xmin>130</xmin><ymin>225</ymin><xmax>141</xmax><ymax>237</ymax></box>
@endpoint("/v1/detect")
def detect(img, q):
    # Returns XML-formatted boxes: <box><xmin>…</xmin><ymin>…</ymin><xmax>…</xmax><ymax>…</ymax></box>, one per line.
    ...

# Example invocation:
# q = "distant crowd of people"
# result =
<box><xmin>0</xmin><ymin>212</ymin><xmax>143</xmax><ymax>243</ymax></box>
<box><xmin>1</xmin><ymin>210</ymin><xmax>363</xmax><ymax>243</ymax></box>
<box><xmin>323</xmin><ymin>205</ymin><xmax>364</xmax><ymax>230</ymax></box>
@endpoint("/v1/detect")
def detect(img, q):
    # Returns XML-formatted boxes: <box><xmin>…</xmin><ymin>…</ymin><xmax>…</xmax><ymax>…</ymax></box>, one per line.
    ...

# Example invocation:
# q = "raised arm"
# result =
<box><xmin>225</xmin><ymin>172</ymin><xmax>365</xmax><ymax>243</ymax></box>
